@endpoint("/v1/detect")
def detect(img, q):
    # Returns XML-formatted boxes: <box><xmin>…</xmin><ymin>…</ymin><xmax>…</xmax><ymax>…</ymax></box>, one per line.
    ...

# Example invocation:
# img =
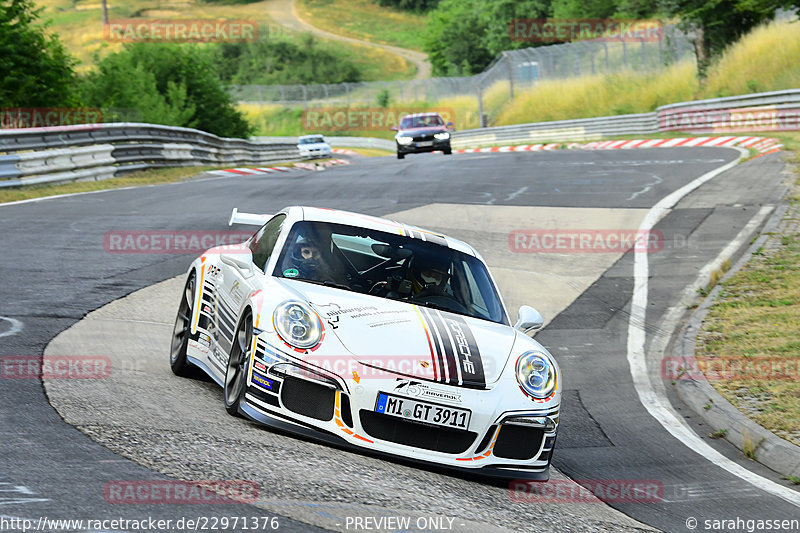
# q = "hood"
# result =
<box><xmin>397</xmin><ymin>126</ymin><xmax>449</xmax><ymax>136</ymax></box>
<box><xmin>283</xmin><ymin>280</ymin><xmax>514</xmax><ymax>388</ymax></box>
<box><xmin>299</xmin><ymin>143</ymin><xmax>330</xmax><ymax>150</ymax></box>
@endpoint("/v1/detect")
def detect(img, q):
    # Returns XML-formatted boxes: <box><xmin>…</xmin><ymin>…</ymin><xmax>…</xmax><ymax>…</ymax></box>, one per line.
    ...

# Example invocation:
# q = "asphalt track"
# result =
<box><xmin>1</xmin><ymin>148</ymin><xmax>799</xmax><ymax>532</ymax></box>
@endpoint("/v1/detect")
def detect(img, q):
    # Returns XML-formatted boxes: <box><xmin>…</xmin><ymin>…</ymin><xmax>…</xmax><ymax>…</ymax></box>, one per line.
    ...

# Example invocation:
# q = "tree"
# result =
<box><xmin>424</xmin><ymin>0</ymin><xmax>555</xmax><ymax>75</ymax></box>
<box><xmin>376</xmin><ymin>0</ymin><xmax>440</xmax><ymax>10</ymax></box>
<box><xmin>0</xmin><ymin>0</ymin><xmax>78</xmax><ymax>107</ymax></box>
<box><xmin>81</xmin><ymin>43</ymin><xmax>251</xmax><ymax>138</ymax></box>
<box><xmin>213</xmin><ymin>32</ymin><xmax>362</xmax><ymax>85</ymax></box>
<box><xmin>423</xmin><ymin>0</ymin><xmax>494</xmax><ymax>75</ymax></box>
<box><xmin>668</xmin><ymin>0</ymin><xmax>799</xmax><ymax>76</ymax></box>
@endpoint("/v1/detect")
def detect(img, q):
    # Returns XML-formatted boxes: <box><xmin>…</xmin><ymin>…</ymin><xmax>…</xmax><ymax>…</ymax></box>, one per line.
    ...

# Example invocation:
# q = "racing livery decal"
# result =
<box><xmin>417</xmin><ymin>307</ymin><xmax>486</xmax><ymax>388</ymax></box>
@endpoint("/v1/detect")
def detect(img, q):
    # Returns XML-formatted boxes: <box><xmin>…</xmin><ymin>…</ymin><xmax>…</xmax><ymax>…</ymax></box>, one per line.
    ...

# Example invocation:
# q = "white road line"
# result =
<box><xmin>627</xmin><ymin>147</ymin><xmax>800</xmax><ymax>508</ymax></box>
<box><xmin>0</xmin><ymin>317</ymin><xmax>23</xmax><ymax>338</ymax></box>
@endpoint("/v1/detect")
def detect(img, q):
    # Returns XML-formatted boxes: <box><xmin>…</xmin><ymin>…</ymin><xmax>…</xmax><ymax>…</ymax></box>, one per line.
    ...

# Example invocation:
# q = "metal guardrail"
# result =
<box><xmin>450</xmin><ymin>113</ymin><xmax>658</xmax><ymax>147</ymax></box>
<box><xmin>0</xmin><ymin>123</ymin><xmax>303</xmax><ymax>188</ymax></box>
<box><xmin>255</xmin><ymin>90</ymin><xmax>800</xmax><ymax>149</ymax></box>
<box><xmin>2</xmin><ymin>88</ymin><xmax>796</xmax><ymax>188</ymax></box>
<box><xmin>251</xmin><ymin>136</ymin><xmax>396</xmax><ymax>151</ymax></box>
<box><xmin>453</xmin><ymin>89</ymin><xmax>800</xmax><ymax>146</ymax></box>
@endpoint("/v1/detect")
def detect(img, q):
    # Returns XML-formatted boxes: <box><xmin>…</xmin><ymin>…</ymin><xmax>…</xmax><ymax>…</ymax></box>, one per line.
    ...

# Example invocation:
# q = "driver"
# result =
<box><xmin>287</xmin><ymin>235</ymin><xmax>328</xmax><ymax>279</ymax></box>
<box><xmin>408</xmin><ymin>252</ymin><xmax>450</xmax><ymax>298</ymax></box>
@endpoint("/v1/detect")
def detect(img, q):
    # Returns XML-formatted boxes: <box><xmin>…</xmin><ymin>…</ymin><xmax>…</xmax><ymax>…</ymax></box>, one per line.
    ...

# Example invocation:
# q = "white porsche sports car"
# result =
<box><xmin>170</xmin><ymin>206</ymin><xmax>561</xmax><ymax>479</ymax></box>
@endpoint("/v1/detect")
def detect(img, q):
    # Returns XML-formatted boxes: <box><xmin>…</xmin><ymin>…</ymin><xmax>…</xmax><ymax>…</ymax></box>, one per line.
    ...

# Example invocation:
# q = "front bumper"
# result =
<box><xmin>240</xmin><ymin>339</ymin><xmax>559</xmax><ymax>478</ymax></box>
<box><xmin>397</xmin><ymin>138</ymin><xmax>451</xmax><ymax>155</ymax></box>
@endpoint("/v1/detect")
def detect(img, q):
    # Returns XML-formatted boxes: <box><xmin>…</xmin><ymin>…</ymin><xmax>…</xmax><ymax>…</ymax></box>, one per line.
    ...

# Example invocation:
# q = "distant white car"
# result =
<box><xmin>169</xmin><ymin>206</ymin><xmax>562</xmax><ymax>480</ymax></box>
<box><xmin>298</xmin><ymin>134</ymin><xmax>332</xmax><ymax>158</ymax></box>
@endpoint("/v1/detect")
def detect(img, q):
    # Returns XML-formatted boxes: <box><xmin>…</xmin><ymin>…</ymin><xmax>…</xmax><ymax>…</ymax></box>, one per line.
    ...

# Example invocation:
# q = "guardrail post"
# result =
<box><xmin>640</xmin><ymin>37</ymin><xmax>646</xmax><ymax>69</ymax></box>
<box><xmin>504</xmin><ymin>52</ymin><xmax>514</xmax><ymax>102</ymax></box>
<box><xmin>476</xmin><ymin>83</ymin><xmax>485</xmax><ymax>128</ymax></box>
<box><xmin>622</xmin><ymin>39</ymin><xmax>628</xmax><ymax>68</ymax></box>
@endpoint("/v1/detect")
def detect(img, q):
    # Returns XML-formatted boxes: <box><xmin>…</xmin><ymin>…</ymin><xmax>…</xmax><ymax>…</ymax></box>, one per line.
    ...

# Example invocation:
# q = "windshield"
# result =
<box><xmin>273</xmin><ymin>220</ymin><xmax>508</xmax><ymax>325</ymax></box>
<box><xmin>400</xmin><ymin>115</ymin><xmax>444</xmax><ymax>129</ymax></box>
<box><xmin>299</xmin><ymin>136</ymin><xmax>324</xmax><ymax>144</ymax></box>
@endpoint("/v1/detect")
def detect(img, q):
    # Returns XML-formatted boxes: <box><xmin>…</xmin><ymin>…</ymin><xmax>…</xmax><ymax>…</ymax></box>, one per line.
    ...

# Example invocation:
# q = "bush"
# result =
<box><xmin>81</xmin><ymin>43</ymin><xmax>251</xmax><ymax>138</ymax></box>
<box><xmin>213</xmin><ymin>32</ymin><xmax>362</xmax><ymax>85</ymax></box>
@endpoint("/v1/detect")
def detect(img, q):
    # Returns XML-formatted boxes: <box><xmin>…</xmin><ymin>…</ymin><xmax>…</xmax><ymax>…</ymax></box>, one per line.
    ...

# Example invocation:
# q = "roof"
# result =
<box><xmin>295</xmin><ymin>206</ymin><xmax>477</xmax><ymax>257</ymax></box>
<box><xmin>400</xmin><ymin>112</ymin><xmax>443</xmax><ymax>119</ymax></box>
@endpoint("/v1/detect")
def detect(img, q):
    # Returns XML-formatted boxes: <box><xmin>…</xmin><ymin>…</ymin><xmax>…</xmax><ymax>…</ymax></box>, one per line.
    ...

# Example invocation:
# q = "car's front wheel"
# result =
<box><xmin>224</xmin><ymin>311</ymin><xmax>253</xmax><ymax>417</ymax></box>
<box><xmin>397</xmin><ymin>152</ymin><xmax>405</xmax><ymax>159</ymax></box>
<box><xmin>170</xmin><ymin>272</ymin><xmax>196</xmax><ymax>377</ymax></box>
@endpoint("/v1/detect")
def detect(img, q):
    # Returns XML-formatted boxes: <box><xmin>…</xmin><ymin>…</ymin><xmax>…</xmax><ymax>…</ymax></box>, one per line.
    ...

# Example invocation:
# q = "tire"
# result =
<box><xmin>170</xmin><ymin>272</ymin><xmax>196</xmax><ymax>377</ymax></box>
<box><xmin>443</xmin><ymin>147</ymin><xmax>452</xmax><ymax>155</ymax></box>
<box><xmin>397</xmin><ymin>152</ymin><xmax>405</xmax><ymax>159</ymax></box>
<box><xmin>224</xmin><ymin>312</ymin><xmax>253</xmax><ymax>417</ymax></box>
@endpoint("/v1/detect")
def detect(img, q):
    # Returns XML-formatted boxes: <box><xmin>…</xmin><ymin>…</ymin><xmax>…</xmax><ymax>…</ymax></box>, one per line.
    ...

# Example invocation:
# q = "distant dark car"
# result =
<box><xmin>391</xmin><ymin>113</ymin><xmax>453</xmax><ymax>159</ymax></box>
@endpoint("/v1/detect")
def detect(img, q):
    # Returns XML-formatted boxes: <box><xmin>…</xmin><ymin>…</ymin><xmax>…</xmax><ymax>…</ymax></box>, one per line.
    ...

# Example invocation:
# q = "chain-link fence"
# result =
<box><xmin>229</xmin><ymin>25</ymin><xmax>696</xmax><ymax>126</ymax></box>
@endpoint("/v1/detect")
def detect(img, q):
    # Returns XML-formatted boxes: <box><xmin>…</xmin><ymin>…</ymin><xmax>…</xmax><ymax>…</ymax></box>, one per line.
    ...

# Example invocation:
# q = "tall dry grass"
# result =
<box><xmin>491</xmin><ymin>61</ymin><xmax>698</xmax><ymax>126</ymax></box>
<box><xmin>703</xmin><ymin>19</ymin><xmax>800</xmax><ymax>97</ymax></box>
<box><xmin>245</xmin><ymin>19</ymin><xmax>800</xmax><ymax>136</ymax></box>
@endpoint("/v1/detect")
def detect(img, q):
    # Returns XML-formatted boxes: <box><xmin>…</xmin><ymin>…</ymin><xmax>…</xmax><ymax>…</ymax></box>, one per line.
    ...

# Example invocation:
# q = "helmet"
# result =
<box><xmin>290</xmin><ymin>235</ymin><xmax>323</xmax><ymax>277</ymax></box>
<box><xmin>409</xmin><ymin>251</ymin><xmax>450</xmax><ymax>296</ymax></box>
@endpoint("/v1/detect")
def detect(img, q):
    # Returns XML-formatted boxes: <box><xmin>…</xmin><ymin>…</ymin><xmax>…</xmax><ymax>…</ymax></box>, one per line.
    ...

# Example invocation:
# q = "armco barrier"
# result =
<box><xmin>0</xmin><ymin>123</ymin><xmax>302</xmax><ymax>188</ymax></box>
<box><xmin>451</xmin><ymin>89</ymin><xmax>800</xmax><ymax>147</ymax></box>
<box><xmin>451</xmin><ymin>113</ymin><xmax>658</xmax><ymax>147</ymax></box>
<box><xmin>251</xmin><ymin>136</ymin><xmax>396</xmax><ymax>151</ymax></box>
<box><xmin>658</xmin><ymin>89</ymin><xmax>800</xmax><ymax>133</ymax></box>
<box><xmin>258</xmin><ymin>90</ymin><xmax>800</xmax><ymax>149</ymax></box>
<box><xmin>2</xmin><ymin>88</ymin><xmax>797</xmax><ymax>188</ymax></box>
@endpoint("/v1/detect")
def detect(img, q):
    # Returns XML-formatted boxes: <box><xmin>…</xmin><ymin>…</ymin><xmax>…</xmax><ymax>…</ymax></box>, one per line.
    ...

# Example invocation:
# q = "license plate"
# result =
<box><xmin>416</xmin><ymin>141</ymin><xmax>433</xmax><ymax>147</ymax></box>
<box><xmin>375</xmin><ymin>392</ymin><xmax>471</xmax><ymax>429</ymax></box>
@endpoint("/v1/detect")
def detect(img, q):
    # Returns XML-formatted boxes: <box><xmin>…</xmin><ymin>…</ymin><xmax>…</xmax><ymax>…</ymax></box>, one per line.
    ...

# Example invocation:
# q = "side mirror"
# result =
<box><xmin>390</xmin><ymin>126</ymin><xmax>398</xmax><ymax>131</ymax></box>
<box><xmin>514</xmin><ymin>305</ymin><xmax>543</xmax><ymax>335</ymax></box>
<box><xmin>221</xmin><ymin>252</ymin><xmax>255</xmax><ymax>279</ymax></box>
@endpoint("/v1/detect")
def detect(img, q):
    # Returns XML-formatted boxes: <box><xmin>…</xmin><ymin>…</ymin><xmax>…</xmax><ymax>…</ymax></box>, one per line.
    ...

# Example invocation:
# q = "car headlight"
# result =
<box><xmin>515</xmin><ymin>351</ymin><xmax>557</xmax><ymax>399</ymax></box>
<box><xmin>434</xmin><ymin>132</ymin><xmax>450</xmax><ymax>140</ymax></box>
<box><xmin>273</xmin><ymin>301</ymin><xmax>322</xmax><ymax>350</ymax></box>
<box><xmin>396</xmin><ymin>136</ymin><xmax>413</xmax><ymax>145</ymax></box>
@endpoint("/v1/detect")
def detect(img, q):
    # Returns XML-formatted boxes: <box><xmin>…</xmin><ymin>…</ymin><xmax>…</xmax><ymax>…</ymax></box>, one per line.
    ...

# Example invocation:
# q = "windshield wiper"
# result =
<box><xmin>416</xmin><ymin>300</ymin><xmax>452</xmax><ymax>313</ymax></box>
<box><xmin>293</xmin><ymin>278</ymin><xmax>352</xmax><ymax>291</ymax></box>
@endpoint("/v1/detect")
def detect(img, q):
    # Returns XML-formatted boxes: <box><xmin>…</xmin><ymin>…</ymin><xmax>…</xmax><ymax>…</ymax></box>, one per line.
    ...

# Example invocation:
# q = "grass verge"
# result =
<box><xmin>297</xmin><ymin>0</ymin><xmax>427</xmax><ymax>51</ymax></box>
<box><xmin>38</xmin><ymin>0</ymin><xmax>414</xmax><ymax>80</ymax></box>
<box><xmin>696</xmin><ymin>144</ymin><xmax>800</xmax><ymax>446</ymax></box>
<box><xmin>337</xmin><ymin>147</ymin><xmax>394</xmax><ymax>157</ymax></box>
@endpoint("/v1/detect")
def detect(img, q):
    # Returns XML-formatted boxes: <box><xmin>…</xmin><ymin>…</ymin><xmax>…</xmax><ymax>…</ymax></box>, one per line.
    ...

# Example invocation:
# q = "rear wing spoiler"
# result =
<box><xmin>228</xmin><ymin>208</ymin><xmax>272</xmax><ymax>227</ymax></box>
